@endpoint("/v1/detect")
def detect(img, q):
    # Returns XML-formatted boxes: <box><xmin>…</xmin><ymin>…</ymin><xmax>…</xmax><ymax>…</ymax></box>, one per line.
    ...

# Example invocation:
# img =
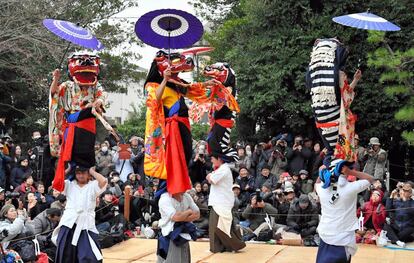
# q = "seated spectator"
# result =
<box><xmin>202</xmin><ymin>182</ymin><xmax>210</xmax><ymax>196</ymax></box>
<box><xmin>96</xmin><ymin>190</ymin><xmax>116</xmax><ymax>232</ymax></box>
<box><xmin>271</xmin><ymin>185</ymin><xmax>297</xmax><ymax>226</ymax></box>
<box><xmin>361</xmin><ymin>179</ymin><xmax>388</xmax><ymax>205</ymax></box>
<box><xmin>29</xmin><ymin>208</ymin><xmax>61</xmax><ymax>259</ymax></box>
<box><xmin>231</xmin><ymin>146</ymin><xmax>252</xmax><ymax>178</ymax></box>
<box><xmin>107</xmin><ymin>172</ymin><xmax>123</xmax><ymax>197</ymax></box>
<box><xmin>356</xmin><ymin>190</ymin><xmax>386</xmax><ymax>244</ymax></box>
<box><xmin>190</xmin><ymin>182</ymin><xmax>209</xmax><ymax>237</ymax></box>
<box><xmin>125</xmin><ymin>173</ymin><xmax>142</xmax><ymax>191</ymax></box>
<box><xmin>241</xmin><ymin>194</ymin><xmax>279</xmax><ymax>241</ymax></box>
<box><xmin>298</xmin><ymin>170</ymin><xmax>313</xmax><ymax>195</ymax></box>
<box><xmin>0</xmin><ymin>204</ymin><xmax>27</xmax><ymax>249</ymax></box>
<box><xmin>10</xmin><ymin>156</ymin><xmax>32</xmax><ymax>190</ymax></box>
<box><xmin>95</xmin><ymin>142</ymin><xmax>115</xmax><ymax>177</ymax></box>
<box><xmin>384</xmin><ymin>183</ymin><xmax>414</xmax><ymax>247</ymax></box>
<box><xmin>35</xmin><ymin>181</ymin><xmax>53</xmax><ymax>207</ymax></box>
<box><xmin>51</xmin><ymin>194</ymin><xmax>66</xmax><ymax>211</ymax></box>
<box><xmin>235</xmin><ymin>167</ymin><xmax>255</xmax><ymax>202</ymax></box>
<box><xmin>14</xmin><ymin>174</ymin><xmax>36</xmax><ymax>195</ymax></box>
<box><xmin>255</xmin><ymin>165</ymin><xmax>277</xmax><ymax>191</ymax></box>
<box><xmin>25</xmin><ymin>192</ymin><xmax>41</xmax><ymax>220</ymax></box>
<box><xmin>286</xmin><ymin>194</ymin><xmax>319</xmax><ymax>243</ymax></box>
<box><xmin>233</xmin><ymin>184</ymin><xmax>248</xmax><ymax>219</ymax></box>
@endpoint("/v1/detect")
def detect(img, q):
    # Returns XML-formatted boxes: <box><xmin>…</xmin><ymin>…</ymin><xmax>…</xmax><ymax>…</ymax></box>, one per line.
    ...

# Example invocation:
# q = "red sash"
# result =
<box><xmin>53</xmin><ymin>118</ymin><xmax>96</xmax><ymax>192</ymax></box>
<box><xmin>165</xmin><ymin>115</ymin><xmax>192</xmax><ymax>194</ymax></box>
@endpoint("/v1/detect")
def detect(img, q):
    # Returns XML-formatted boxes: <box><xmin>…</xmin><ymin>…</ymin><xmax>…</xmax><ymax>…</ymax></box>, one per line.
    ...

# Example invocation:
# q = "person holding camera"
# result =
<box><xmin>363</xmin><ymin>137</ymin><xmax>387</xmax><ymax>180</ymax></box>
<box><xmin>383</xmin><ymin>183</ymin><xmax>414</xmax><ymax>247</ymax></box>
<box><xmin>241</xmin><ymin>193</ymin><xmax>279</xmax><ymax>241</ymax></box>
<box><xmin>189</xmin><ymin>144</ymin><xmax>211</xmax><ymax>185</ymax></box>
<box><xmin>286</xmin><ymin>136</ymin><xmax>312</xmax><ymax>176</ymax></box>
<box><xmin>268</xmin><ymin>138</ymin><xmax>289</xmax><ymax>180</ymax></box>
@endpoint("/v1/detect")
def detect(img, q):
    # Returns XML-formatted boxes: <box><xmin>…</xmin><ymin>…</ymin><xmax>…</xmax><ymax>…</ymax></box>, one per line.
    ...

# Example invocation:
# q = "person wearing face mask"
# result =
<box><xmin>96</xmin><ymin>142</ymin><xmax>114</xmax><ymax>177</ymax></box>
<box><xmin>10</xmin><ymin>156</ymin><xmax>32</xmax><ymax>190</ymax></box>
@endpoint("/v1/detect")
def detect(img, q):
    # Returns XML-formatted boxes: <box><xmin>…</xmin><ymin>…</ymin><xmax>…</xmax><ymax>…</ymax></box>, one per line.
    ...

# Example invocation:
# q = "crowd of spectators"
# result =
<box><xmin>0</xmin><ymin>130</ymin><xmax>412</xmax><ymax>262</ymax></box>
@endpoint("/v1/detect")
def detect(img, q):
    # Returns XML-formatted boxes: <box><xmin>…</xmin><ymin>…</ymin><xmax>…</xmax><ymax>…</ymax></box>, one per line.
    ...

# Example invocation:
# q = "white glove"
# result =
<box><xmin>386</xmin><ymin>217</ymin><xmax>391</xmax><ymax>224</ymax></box>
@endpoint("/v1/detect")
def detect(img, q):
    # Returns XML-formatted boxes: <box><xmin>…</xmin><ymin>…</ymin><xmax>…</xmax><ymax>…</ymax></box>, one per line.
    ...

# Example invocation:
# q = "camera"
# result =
<box><xmin>5</xmin><ymin>192</ymin><xmax>20</xmax><ymax>199</ymax></box>
<box><xmin>255</xmin><ymin>189</ymin><xmax>262</xmax><ymax>203</ymax></box>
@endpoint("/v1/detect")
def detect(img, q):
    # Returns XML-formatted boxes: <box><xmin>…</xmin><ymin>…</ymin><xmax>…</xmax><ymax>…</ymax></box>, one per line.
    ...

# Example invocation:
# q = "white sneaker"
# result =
<box><xmin>396</xmin><ymin>241</ymin><xmax>406</xmax><ymax>248</ymax></box>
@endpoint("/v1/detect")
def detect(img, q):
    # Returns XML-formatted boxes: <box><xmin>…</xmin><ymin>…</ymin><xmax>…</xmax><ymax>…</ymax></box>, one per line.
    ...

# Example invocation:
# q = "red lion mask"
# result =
<box><xmin>203</xmin><ymin>62</ymin><xmax>236</xmax><ymax>88</ymax></box>
<box><xmin>155</xmin><ymin>50</ymin><xmax>194</xmax><ymax>79</ymax></box>
<box><xmin>68</xmin><ymin>52</ymin><xmax>100</xmax><ymax>86</ymax></box>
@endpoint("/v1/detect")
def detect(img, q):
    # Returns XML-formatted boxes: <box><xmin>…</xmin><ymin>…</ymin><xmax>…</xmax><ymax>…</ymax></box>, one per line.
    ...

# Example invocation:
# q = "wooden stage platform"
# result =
<box><xmin>103</xmin><ymin>238</ymin><xmax>413</xmax><ymax>263</ymax></box>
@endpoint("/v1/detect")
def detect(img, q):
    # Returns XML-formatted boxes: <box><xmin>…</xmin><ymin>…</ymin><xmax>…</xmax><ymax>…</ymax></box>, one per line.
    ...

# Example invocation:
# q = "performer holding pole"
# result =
<box><xmin>316</xmin><ymin>163</ymin><xmax>374</xmax><ymax>263</ymax></box>
<box><xmin>206</xmin><ymin>154</ymin><xmax>245</xmax><ymax>253</ymax></box>
<box><xmin>52</xmin><ymin>166</ymin><xmax>107</xmax><ymax>262</ymax></box>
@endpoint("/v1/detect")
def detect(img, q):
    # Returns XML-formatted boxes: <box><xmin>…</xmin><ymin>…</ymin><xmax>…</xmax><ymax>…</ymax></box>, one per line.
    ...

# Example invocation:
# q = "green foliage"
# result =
<box><xmin>117</xmin><ymin>104</ymin><xmax>147</xmax><ymax>141</ymax></box>
<box><xmin>191</xmin><ymin>123</ymin><xmax>210</xmax><ymax>141</ymax></box>
<box><xmin>367</xmin><ymin>28</ymin><xmax>414</xmax><ymax>144</ymax></box>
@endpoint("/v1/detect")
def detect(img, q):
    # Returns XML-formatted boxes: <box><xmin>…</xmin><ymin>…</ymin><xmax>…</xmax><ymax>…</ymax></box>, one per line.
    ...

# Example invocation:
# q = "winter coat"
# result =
<box><xmin>286</xmin><ymin>147</ymin><xmax>312</xmax><ymax>175</ymax></box>
<box><xmin>14</xmin><ymin>182</ymin><xmax>36</xmax><ymax>195</ymax></box>
<box><xmin>27</xmin><ymin>210</ymin><xmax>56</xmax><ymax>244</ymax></box>
<box><xmin>10</xmin><ymin>166</ymin><xmax>32</xmax><ymax>189</ymax></box>
<box><xmin>242</xmin><ymin>203</ymin><xmax>278</xmax><ymax>230</ymax></box>
<box><xmin>286</xmin><ymin>199</ymin><xmax>319</xmax><ymax>229</ymax></box>
<box><xmin>386</xmin><ymin>197</ymin><xmax>414</xmax><ymax>230</ymax></box>
<box><xmin>299</xmin><ymin>179</ymin><xmax>314</xmax><ymax>195</ymax></box>
<box><xmin>95</xmin><ymin>151</ymin><xmax>114</xmax><ymax>177</ymax></box>
<box><xmin>268</xmin><ymin>146</ymin><xmax>288</xmax><ymax>179</ymax></box>
<box><xmin>0</xmin><ymin>217</ymin><xmax>25</xmax><ymax>248</ymax></box>
<box><xmin>357</xmin><ymin>199</ymin><xmax>386</xmax><ymax>233</ymax></box>
<box><xmin>363</xmin><ymin>148</ymin><xmax>387</xmax><ymax>180</ymax></box>
<box><xmin>254</xmin><ymin>173</ymin><xmax>278</xmax><ymax>190</ymax></box>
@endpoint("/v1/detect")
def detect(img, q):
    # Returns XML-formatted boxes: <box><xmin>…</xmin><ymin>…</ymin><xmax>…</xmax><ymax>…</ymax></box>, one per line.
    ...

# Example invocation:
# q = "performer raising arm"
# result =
<box><xmin>53</xmin><ymin>166</ymin><xmax>107</xmax><ymax>263</ymax></box>
<box><xmin>316</xmin><ymin>163</ymin><xmax>374</xmax><ymax>263</ymax></box>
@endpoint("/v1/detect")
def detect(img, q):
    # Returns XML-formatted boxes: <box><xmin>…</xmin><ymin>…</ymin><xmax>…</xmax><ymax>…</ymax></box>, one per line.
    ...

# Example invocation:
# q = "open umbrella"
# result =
<box><xmin>333</xmin><ymin>11</ymin><xmax>400</xmax><ymax>31</ymax></box>
<box><xmin>135</xmin><ymin>9</ymin><xmax>203</xmax><ymax>57</ymax></box>
<box><xmin>182</xmin><ymin>46</ymin><xmax>214</xmax><ymax>80</ymax></box>
<box><xmin>43</xmin><ymin>19</ymin><xmax>104</xmax><ymax>67</ymax></box>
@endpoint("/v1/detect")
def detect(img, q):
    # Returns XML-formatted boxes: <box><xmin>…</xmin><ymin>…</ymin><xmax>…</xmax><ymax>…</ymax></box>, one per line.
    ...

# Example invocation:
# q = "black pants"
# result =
<box><xmin>383</xmin><ymin>223</ymin><xmax>414</xmax><ymax>243</ymax></box>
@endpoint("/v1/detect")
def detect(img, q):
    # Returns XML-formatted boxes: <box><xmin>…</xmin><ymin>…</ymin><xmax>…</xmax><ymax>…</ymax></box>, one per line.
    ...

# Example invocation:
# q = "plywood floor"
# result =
<box><xmin>103</xmin><ymin>238</ymin><xmax>414</xmax><ymax>263</ymax></box>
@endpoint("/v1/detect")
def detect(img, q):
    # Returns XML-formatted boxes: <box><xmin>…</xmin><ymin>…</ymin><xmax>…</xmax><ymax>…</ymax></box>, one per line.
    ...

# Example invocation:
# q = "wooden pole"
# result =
<box><xmin>124</xmin><ymin>185</ymin><xmax>131</xmax><ymax>222</ymax></box>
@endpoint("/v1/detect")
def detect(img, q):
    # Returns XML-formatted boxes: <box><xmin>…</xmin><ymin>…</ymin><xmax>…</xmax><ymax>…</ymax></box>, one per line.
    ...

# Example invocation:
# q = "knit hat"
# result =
<box><xmin>0</xmin><ymin>204</ymin><xmax>15</xmax><ymax>218</ymax></box>
<box><xmin>299</xmin><ymin>170</ymin><xmax>309</xmax><ymax>176</ymax></box>
<box><xmin>299</xmin><ymin>194</ymin><xmax>310</xmax><ymax>205</ymax></box>
<box><xmin>232</xmin><ymin>184</ymin><xmax>241</xmax><ymax>190</ymax></box>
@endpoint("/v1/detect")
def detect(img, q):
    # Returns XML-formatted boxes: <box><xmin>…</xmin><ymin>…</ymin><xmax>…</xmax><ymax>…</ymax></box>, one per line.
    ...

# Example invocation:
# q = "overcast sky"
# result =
<box><xmin>110</xmin><ymin>0</ymin><xmax>203</xmax><ymax>71</ymax></box>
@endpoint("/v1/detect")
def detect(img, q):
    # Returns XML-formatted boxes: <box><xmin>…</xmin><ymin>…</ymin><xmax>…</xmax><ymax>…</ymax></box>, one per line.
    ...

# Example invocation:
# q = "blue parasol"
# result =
<box><xmin>43</xmin><ymin>19</ymin><xmax>104</xmax><ymax>67</ymax></box>
<box><xmin>135</xmin><ymin>9</ymin><xmax>203</xmax><ymax>54</ymax></box>
<box><xmin>333</xmin><ymin>12</ymin><xmax>400</xmax><ymax>31</ymax></box>
<box><xmin>43</xmin><ymin>19</ymin><xmax>104</xmax><ymax>50</ymax></box>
